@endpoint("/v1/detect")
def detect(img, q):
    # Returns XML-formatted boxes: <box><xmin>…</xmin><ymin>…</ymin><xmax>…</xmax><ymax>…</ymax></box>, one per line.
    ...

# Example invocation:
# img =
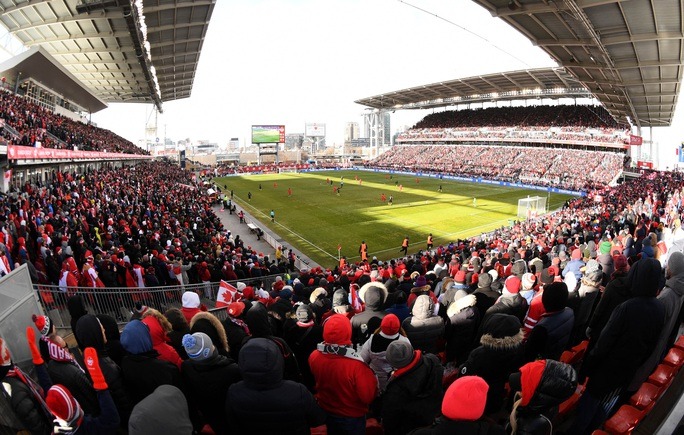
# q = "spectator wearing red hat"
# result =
<box><xmin>410</xmin><ymin>376</ymin><xmax>504</xmax><ymax>434</ymax></box>
<box><xmin>484</xmin><ymin>275</ymin><xmax>528</xmax><ymax>325</ymax></box>
<box><xmin>381</xmin><ymin>340</ymin><xmax>443</xmax><ymax>434</ymax></box>
<box><xmin>358</xmin><ymin>313</ymin><xmax>410</xmax><ymax>390</ymax></box>
<box><xmin>309</xmin><ymin>314</ymin><xmax>377</xmax><ymax>434</ymax></box>
<box><xmin>222</xmin><ymin>301</ymin><xmax>250</xmax><ymax>361</ymax></box>
<box><xmin>508</xmin><ymin>360</ymin><xmax>577</xmax><ymax>434</ymax></box>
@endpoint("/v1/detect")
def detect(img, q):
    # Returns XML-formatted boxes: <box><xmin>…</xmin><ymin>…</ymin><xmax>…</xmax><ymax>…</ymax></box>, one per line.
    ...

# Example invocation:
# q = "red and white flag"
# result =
<box><xmin>350</xmin><ymin>283</ymin><xmax>363</xmax><ymax>313</ymax></box>
<box><xmin>215</xmin><ymin>280</ymin><xmax>238</xmax><ymax>307</ymax></box>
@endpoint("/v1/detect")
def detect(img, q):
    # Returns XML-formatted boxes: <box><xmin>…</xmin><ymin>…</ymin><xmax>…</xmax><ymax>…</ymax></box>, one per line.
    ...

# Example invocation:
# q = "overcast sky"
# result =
<box><xmin>90</xmin><ymin>0</ymin><xmax>558</xmax><ymax>146</ymax></box>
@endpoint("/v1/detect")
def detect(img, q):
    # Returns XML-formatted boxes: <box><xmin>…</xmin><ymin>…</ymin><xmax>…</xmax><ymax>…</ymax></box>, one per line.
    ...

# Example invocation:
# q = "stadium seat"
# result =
<box><xmin>557</xmin><ymin>382</ymin><xmax>586</xmax><ymax>419</ymax></box>
<box><xmin>560</xmin><ymin>349</ymin><xmax>577</xmax><ymax>365</ymax></box>
<box><xmin>629</xmin><ymin>382</ymin><xmax>661</xmax><ymax>411</ymax></box>
<box><xmin>663</xmin><ymin>347</ymin><xmax>684</xmax><ymax>369</ymax></box>
<box><xmin>674</xmin><ymin>335</ymin><xmax>684</xmax><ymax>351</ymax></box>
<box><xmin>647</xmin><ymin>364</ymin><xmax>677</xmax><ymax>388</ymax></box>
<box><xmin>603</xmin><ymin>404</ymin><xmax>643</xmax><ymax>435</ymax></box>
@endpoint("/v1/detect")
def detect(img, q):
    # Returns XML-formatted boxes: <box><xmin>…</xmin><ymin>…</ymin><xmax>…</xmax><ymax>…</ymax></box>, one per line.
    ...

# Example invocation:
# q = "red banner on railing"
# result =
<box><xmin>7</xmin><ymin>145</ymin><xmax>153</xmax><ymax>161</ymax></box>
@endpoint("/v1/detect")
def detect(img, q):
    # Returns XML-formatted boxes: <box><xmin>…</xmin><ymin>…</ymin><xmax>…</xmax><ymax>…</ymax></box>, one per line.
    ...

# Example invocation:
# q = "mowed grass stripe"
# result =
<box><xmin>218</xmin><ymin>170</ymin><xmax>575</xmax><ymax>267</ymax></box>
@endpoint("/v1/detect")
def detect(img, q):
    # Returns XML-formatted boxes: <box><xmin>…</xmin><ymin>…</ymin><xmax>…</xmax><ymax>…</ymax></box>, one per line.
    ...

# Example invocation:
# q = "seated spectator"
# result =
<box><xmin>141</xmin><ymin>309</ymin><xmax>183</xmax><ymax>369</ymax></box>
<box><xmin>282</xmin><ymin>304</ymin><xmax>324</xmax><ymax>392</ymax></box>
<box><xmin>352</xmin><ymin>282</ymin><xmax>388</xmax><ymax>345</ymax></box>
<box><xmin>445</xmin><ymin>294</ymin><xmax>479</xmax><ymax>363</ymax></box>
<box><xmin>164</xmin><ymin>308</ymin><xmax>190</xmax><ymax>360</ymax></box>
<box><xmin>525</xmin><ymin>282</ymin><xmax>574</xmax><ymax>362</ymax></box>
<box><xmin>189</xmin><ymin>311</ymin><xmax>230</xmax><ymax>359</ymax></box>
<box><xmin>222</xmin><ymin>302</ymin><xmax>249</xmax><ymax>361</ymax></box>
<box><xmin>403</xmin><ymin>294</ymin><xmax>445</xmax><ymax>355</ymax></box>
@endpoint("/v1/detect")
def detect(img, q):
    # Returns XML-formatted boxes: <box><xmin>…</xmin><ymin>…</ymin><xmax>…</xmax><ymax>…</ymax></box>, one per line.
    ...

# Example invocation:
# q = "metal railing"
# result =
<box><xmin>34</xmin><ymin>273</ymin><xmax>293</xmax><ymax>329</ymax></box>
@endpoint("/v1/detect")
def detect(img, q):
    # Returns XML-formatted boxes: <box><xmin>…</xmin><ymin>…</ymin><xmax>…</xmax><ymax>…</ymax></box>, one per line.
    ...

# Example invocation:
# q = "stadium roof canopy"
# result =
<box><xmin>355</xmin><ymin>67</ymin><xmax>592</xmax><ymax>111</ymax></box>
<box><xmin>0</xmin><ymin>0</ymin><xmax>216</xmax><ymax>113</ymax></box>
<box><xmin>470</xmin><ymin>0</ymin><xmax>684</xmax><ymax>128</ymax></box>
<box><xmin>0</xmin><ymin>46</ymin><xmax>107</xmax><ymax>112</ymax></box>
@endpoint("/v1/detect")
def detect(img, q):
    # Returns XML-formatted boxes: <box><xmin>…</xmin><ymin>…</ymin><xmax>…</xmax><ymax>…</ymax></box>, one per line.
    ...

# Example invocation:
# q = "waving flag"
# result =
<box><xmin>215</xmin><ymin>280</ymin><xmax>238</xmax><ymax>307</ymax></box>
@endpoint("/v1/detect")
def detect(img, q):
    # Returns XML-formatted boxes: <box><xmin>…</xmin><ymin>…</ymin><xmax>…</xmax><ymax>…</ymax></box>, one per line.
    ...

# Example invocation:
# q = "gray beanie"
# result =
<box><xmin>182</xmin><ymin>332</ymin><xmax>214</xmax><ymax>361</ymax></box>
<box><xmin>296</xmin><ymin>304</ymin><xmax>314</xmax><ymax>322</ymax></box>
<box><xmin>386</xmin><ymin>340</ymin><xmax>414</xmax><ymax>369</ymax></box>
<box><xmin>668</xmin><ymin>251</ymin><xmax>684</xmax><ymax>278</ymax></box>
<box><xmin>477</xmin><ymin>273</ymin><xmax>493</xmax><ymax>288</ymax></box>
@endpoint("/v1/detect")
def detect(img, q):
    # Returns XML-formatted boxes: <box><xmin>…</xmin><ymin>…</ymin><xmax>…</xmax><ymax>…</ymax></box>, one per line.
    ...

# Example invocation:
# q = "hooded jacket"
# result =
<box><xmin>351</xmin><ymin>282</ymin><xmax>388</xmax><ymax>345</ymax></box>
<box><xmin>445</xmin><ymin>294</ymin><xmax>479</xmax><ymax>363</ymax></box>
<box><xmin>189</xmin><ymin>312</ymin><xmax>230</xmax><ymax>358</ymax></box>
<box><xmin>628</xmin><ymin>267</ymin><xmax>684</xmax><ymax>391</ymax></box>
<box><xmin>141</xmin><ymin>310</ymin><xmax>183</xmax><ymax>369</ymax></box>
<box><xmin>382</xmin><ymin>351</ymin><xmax>444</xmax><ymax>435</ymax></box>
<box><xmin>120</xmin><ymin>320</ymin><xmax>181</xmax><ymax>406</ymax></box>
<box><xmin>358</xmin><ymin>331</ymin><xmax>411</xmax><ymax>391</ymax></box>
<box><xmin>75</xmin><ymin>314</ymin><xmax>131</xmax><ymax>427</ymax></box>
<box><xmin>581</xmin><ymin>259</ymin><xmax>665</xmax><ymax>397</ymax></box>
<box><xmin>227</xmin><ymin>338</ymin><xmax>325</xmax><ymax>434</ymax></box>
<box><xmin>459</xmin><ymin>314</ymin><xmax>525</xmax><ymax>413</ymax></box>
<box><xmin>402</xmin><ymin>294</ymin><xmax>445</xmax><ymax>355</ymax></box>
<box><xmin>128</xmin><ymin>385</ymin><xmax>193</xmax><ymax>435</ymax></box>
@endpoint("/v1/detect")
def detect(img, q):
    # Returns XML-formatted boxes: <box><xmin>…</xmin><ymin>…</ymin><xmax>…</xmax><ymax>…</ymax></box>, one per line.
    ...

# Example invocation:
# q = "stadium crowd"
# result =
<box><xmin>370</xmin><ymin>144</ymin><xmax>624</xmax><ymax>191</ymax></box>
<box><xmin>0</xmin><ymin>89</ymin><xmax>146</xmax><ymax>154</ymax></box>
<box><xmin>0</xmin><ymin>152</ymin><xmax>682</xmax><ymax>434</ymax></box>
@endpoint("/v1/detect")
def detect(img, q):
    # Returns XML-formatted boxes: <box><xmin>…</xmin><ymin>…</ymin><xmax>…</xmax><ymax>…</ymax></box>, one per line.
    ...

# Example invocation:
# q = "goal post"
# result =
<box><xmin>278</xmin><ymin>167</ymin><xmax>298</xmax><ymax>174</ymax></box>
<box><xmin>517</xmin><ymin>195</ymin><xmax>547</xmax><ymax>219</ymax></box>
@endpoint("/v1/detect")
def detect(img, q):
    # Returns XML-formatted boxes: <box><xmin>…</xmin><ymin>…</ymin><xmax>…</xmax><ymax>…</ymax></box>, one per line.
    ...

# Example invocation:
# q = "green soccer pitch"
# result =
<box><xmin>217</xmin><ymin>170</ymin><xmax>577</xmax><ymax>268</ymax></box>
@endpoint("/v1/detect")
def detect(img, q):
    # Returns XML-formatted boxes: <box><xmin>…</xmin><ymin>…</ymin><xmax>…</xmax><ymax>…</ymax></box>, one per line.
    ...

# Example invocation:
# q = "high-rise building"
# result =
<box><xmin>383</xmin><ymin>112</ymin><xmax>391</xmax><ymax>145</ymax></box>
<box><xmin>345</xmin><ymin>122</ymin><xmax>360</xmax><ymax>143</ymax></box>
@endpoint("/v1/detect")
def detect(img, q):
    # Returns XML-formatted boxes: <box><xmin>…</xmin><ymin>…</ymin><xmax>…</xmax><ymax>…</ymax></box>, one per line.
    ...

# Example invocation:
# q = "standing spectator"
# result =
<box><xmin>181</xmin><ymin>291</ymin><xmax>202</xmax><ymax>324</ymax></box>
<box><xmin>508</xmin><ymin>360</ymin><xmax>577</xmax><ymax>434</ymax></box>
<box><xmin>410</xmin><ymin>376</ymin><xmax>505</xmax><ymax>435</ymax></box>
<box><xmin>381</xmin><ymin>340</ymin><xmax>444</xmax><ymax>434</ymax></box>
<box><xmin>119</xmin><ymin>320</ymin><xmax>181</xmax><ymax>406</ymax></box>
<box><xmin>351</xmin><ymin>282</ymin><xmax>388</xmax><ymax>345</ymax></box>
<box><xmin>573</xmin><ymin>259</ymin><xmax>665</xmax><ymax>433</ymax></box>
<box><xmin>309</xmin><ymin>314</ymin><xmax>377</xmax><ymax>435</ymax></box>
<box><xmin>283</xmin><ymin>304</ymin><xmax>323</xmax><ymax>392</ymax></box>
<box><xmin>459</xmin><ymin>313</ymin><xmax>525</xmax><ymax>415</ymax></box>
<box><xmin>128</xmin><ymin>385</ymin><xmax>193</xmax><ymax>435</ymax></box>
<box><xmin>358</xmin><ymin>313</ymin><xmax>410</xmax><ymax>391</ymax></box>
<box><xmin>403</xmin><ymin>294</ymin><xmax>445</xmax><ymax>355</ymax></box>
<box><xmin>181</xmin><ymin>332</ymin><xmax>241</xmax><ymax>435</ymax></box>
<box><xmin>141</xmin><ymin>309</ymin><xmax>183</xmax><ymax>369</ymax></box>
<box><xmin>226</xmin><ymin>338</ymin><xmax>326</xmax><ymax>434</ymax></box>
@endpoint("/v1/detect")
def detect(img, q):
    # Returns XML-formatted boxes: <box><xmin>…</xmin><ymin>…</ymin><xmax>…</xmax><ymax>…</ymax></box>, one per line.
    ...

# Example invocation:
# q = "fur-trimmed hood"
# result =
<box><xmin>359</xmin><ymin>281</ymin><xmax>388</xmax><ymax>310</ymax></box>
<box><xmin>480</xmin><ymin>329</ymin><xmax>524</xmax><ymax>350</ymax></box>
<box><xmin>309</xmin><ymin>287</ymin><xmax>328</xmax><ymax>304</ymax></box>
<box><xmin>446</xmin><ymin>294</ymin><xmax>477</xmax><ymax>318</ymax></box>
<box><xmin>189</xmin><ymin>311</ymin><xmax>229</xmax><ymax>353</ymax></box>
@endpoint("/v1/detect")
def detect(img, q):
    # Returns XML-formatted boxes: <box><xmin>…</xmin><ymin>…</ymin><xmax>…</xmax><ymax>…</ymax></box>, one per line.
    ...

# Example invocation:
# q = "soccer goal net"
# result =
<box><xmin>278</xmin><ymin>167</ymin><xmax>298</xmax><ymax>174</ymax></box>
<box><xmin>517</xmin><ymin>196</ymin><xmax>547</xmax><ymax>219</ymax></box>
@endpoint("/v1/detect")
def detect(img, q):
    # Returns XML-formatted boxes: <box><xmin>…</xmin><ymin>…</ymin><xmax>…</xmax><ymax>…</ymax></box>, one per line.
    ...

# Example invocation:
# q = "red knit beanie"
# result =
<box><xmin>46</xmin><ymin>384</ymin><xmax>82</xmax><ymax>422</ymax></box>
<box><xmin>441</xmin><ymin>376</ymin><xmax>489</xmax><ymax>421</ymax></box>
<box><xmin>505</xmin><ymin>276</ymin><xmax>522</xmax><ymax>294</ymax></box>
<box><xmin>380</xmin><ymin>314</ymin><xmax>400</xmax><ymax>337</ymax></box>
<box><xmin>519</xmin><ymin>360</ymin><xmax>547</xmax><ymax>406</ymax></box>
<box><xmin>323</xmin><ymin>314</ymin><xmax>352</xmax><ymax>345</ymax></box>
<box><xmin>32</xmin><ymin>314</ymin><xmax>51</xmax><ymax>336</ymax></box>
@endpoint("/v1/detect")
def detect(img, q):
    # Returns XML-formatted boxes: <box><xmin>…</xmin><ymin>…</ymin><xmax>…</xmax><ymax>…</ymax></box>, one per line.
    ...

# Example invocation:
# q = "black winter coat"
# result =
<box><xmin>282</xmin><ymin>320</ymin><xmax>323</xmax><ymax>392</ymax></box>
<box><xmin>1</xmin><ymin>374</ymin><xmax>52</xmax><ymax>434</ymax></box>
<box><xmin>382</xmin><ymin>352</ymin><xmax>444</xmax><ymax>435</ymax></box>
<box><xmin>47</xmin><ymin>359</ymin><xmax>99</xmax><ymax>416</ymax></box>
<box><xmin>484</xmin><ymin>294</ymin><xmax>528</xmax><ymax>325</ymax></box>
<box><xmin>409</xmin><ymin>418</ymin><xmax>506</xmax><ymax>435</ymax></box>
<box><xmin>120</xmin><ymin>350</ymin><xmax>182</xmax><ymax>406</ymax></box>
<box><xmin>226</xmin><ymin>338</ymin><xmax>326</xmax><ymax>434</ymax></box>
<box><xmin>181</xmin><ymin>353</ymin><xmax>242</xmax><ymax>435</ymax></box>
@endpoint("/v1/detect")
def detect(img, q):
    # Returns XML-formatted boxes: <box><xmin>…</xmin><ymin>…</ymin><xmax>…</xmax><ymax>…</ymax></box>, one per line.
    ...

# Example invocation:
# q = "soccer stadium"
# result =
<box><xmin>0</xmin><ymin>1</ymin><xmax>683</xmax><ymax>434</ymax></box>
